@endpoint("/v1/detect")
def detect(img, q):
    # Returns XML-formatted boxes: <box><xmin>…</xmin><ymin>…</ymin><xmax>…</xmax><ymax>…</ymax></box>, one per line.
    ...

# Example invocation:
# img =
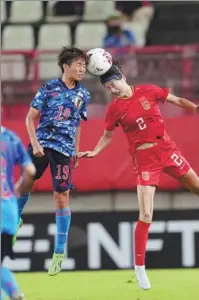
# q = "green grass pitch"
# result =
<box><xmin>9</xmin><ymin>269</ymin><xmax>199</xmax><ymax>300</ymax></box>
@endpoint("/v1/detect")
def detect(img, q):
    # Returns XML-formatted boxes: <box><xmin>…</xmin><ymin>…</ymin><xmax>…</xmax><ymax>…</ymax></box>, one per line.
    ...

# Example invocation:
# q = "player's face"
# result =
<box><xmin>65</xmin><ymin>57</ymin><xmax>86</xmax><ymax>81</ymax></box>
<box><xmin>104</xmin><ymin>79</ymin><xmax>126</xmax><ymax>97</ymax></box>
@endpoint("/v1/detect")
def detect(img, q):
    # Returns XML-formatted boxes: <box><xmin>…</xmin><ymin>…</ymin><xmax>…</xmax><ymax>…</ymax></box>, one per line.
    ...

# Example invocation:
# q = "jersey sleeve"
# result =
<box><xmin>80</xmin><ymin>90</ymin><xmax>91</xmax><ymax>121</ymax></box>
<box><xmin>104</xmin><ymin>102</ymin><xmax>117</xmax><ymax>131</ymax></box>
<box><xmin>151</xmin><ymin>85</ymin><xmax>170</xmax><ymax>103</ymax></box>
<box><xmin>30</xmin><ymin>86</ymin><xmax>46</xmax><ymax>111</ymax></box>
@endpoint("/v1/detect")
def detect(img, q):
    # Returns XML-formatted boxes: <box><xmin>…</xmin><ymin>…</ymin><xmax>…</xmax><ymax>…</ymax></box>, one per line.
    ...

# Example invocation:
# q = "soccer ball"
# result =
<box><xmin>86</xmin><ymin>48</ymin><xmax>113</xmax><ymax>76</ymax></box>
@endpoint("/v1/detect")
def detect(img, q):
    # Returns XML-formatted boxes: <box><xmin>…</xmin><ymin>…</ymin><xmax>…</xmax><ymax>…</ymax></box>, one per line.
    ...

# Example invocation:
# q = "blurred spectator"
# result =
<box><xmin>116</xmin><ymin>1</ymin><xmax>143</xmax><ymax>20</ymax></box>
<box><xmin>103</xmin><ymin>12</ymin><xmax>136</xmax><ymax>48</ymax></box>
<box><xmin>116</xmin><ymin>1</ymin><xmax>154</xmax><ymax>22</ymax></box>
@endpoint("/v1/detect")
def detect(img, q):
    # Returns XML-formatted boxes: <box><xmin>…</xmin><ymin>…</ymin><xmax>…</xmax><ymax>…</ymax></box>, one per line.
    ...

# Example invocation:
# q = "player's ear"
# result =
<box><xmin>122</xmin><ymin>75</ymin><xmax>126</xmax><ymax>82</ymax></box>
<box><xmin>63</xmin><ymin>64</ymin><xmax>69</xmax><ymax>73</ymax></box>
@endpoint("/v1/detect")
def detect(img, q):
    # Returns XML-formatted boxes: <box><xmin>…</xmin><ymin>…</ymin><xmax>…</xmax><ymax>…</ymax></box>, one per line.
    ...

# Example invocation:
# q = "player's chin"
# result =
<box><xmin>76</xmin><ymin>74</ymin><xmax>84</xmax><ymax>81</ymax></box>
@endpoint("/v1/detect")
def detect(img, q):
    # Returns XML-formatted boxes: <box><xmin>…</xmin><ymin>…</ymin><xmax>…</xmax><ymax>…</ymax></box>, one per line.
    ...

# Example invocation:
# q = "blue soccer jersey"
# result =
<box><xmin>1</xmin><ymin>126</ymin><xmax>32</xmax><ymax>235</ymax></box>
<box><xmin>30</xmin><ymin>78</ymin><xmax>90</xmax><ymax>157</ymax></box>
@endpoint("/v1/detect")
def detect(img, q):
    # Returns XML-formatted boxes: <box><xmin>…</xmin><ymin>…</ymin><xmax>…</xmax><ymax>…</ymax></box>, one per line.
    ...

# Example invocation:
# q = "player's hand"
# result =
<box><xmin>196</xmin><ymin>105</ymin><xmax>199</xmax><ymax>113</ymax></box>
<box><xmin>78</xmin><ymin>151</ymin><xmax>97</xmax><ymax>158</ymax></box>
<box><xmin>74</xmin><ymin>154</ymin><xmax>79</xmax><ymax>168</ymax></box>
<box><xmin>32</xmin><ymin>142</ymin><xmax>44</xmax><ymax>157</ymax></box>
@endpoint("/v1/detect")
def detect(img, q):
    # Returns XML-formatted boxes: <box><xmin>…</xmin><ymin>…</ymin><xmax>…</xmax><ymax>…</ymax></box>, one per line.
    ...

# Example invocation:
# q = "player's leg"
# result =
<box><xmin>17</xmin><ymin>145</ymin><xmax>49</xmax><ymax>221</ymax></box>
<box><xmin>180</xmin><ymin>168</ymin><xmax>199</xmax><ymax>196</ymax></box>
<box><xmin>134</xmin><ymin>185</ymin><xmax>156</xmax><ymax>290</ymax></box>
<box><xmin>133</xmin><ymin>144</ymin><xmax>162</xmax><ymax>290</ymax></box>
<box><xmin>1</xmin><ymin>289</ymin><xmax>4</xmax><ymax>300</ymax></box>
<box><xmin>163</xmin><ymin>145</ymin><xmax>199</xmax><ymax>196</ymax></box>
<box><xmin>13</xmin><ymin>145</ymin><xmax>49</xmax><ymax>245</ymax></box>
<box><xmin>48</xmin><ymin>149</ymin><xmax>72</xmax><ymax>276</ymax></box>
<box><xmin>1</xmin><ymin>234</ymin><xmax>25</xmax><ymax>300</ymax></box>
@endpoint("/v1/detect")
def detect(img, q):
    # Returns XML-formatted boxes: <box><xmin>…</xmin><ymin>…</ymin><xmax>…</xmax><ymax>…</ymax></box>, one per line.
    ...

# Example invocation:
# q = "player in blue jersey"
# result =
<box><xmin>15</xmin><ymin>47</ymin><xmax>90</xmax><ymax>276</ymax></box>
<box><xmin>1</xmin><ymin>126</ymin><xmax>35</xmax><ymax>300</ymax></box>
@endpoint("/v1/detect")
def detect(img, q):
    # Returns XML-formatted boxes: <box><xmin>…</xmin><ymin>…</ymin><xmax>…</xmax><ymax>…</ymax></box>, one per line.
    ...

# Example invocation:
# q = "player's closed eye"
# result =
<box><xmin>77</xmin><ymin>63</ymin><xmax>86</xmax><ymax>68</ymax></box>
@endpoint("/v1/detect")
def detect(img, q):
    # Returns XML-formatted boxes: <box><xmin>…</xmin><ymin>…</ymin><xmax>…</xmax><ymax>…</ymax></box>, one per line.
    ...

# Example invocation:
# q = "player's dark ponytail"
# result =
<box><xmin>100</xmin><ymin>57</ymin><xmax>123</xmax><ymax>84</ymax></box>
<box><xmin>58</xmin><ymin>47</ymin><xmax>88</xmax><ymax>73</ymax></box>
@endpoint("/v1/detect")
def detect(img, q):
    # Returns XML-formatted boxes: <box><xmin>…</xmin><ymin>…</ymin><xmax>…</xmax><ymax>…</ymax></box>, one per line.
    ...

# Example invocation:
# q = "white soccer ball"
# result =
<box><xmin>86</xmin><ymin>48</ymin><xmax>113</xmax><ymax>76</ymax></box>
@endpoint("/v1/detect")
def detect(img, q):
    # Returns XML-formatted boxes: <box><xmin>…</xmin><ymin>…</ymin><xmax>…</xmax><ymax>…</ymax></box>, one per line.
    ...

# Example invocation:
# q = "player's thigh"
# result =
<box><xmin>47</xmin><ymin>148</ymin><xmax>73</xmax><ymax>193</ymax></box>
<box><xmin>133</xmin><ymin>145</ymin><xmax>162</xmax><ymax>187</ymax></box>
<box><xmin>137</xmin><ymin>185</ymin><xmax>156</xmax><ymax>222</ymax></box>
<box><xmin>180</xmin><ymin>168</ymin><xmax>199</xmax><ymax>194</ymax></box>
<box><xmin>28</xmin><ymin>144</ymin><xmax>49</xmax><ymax>180</ymax></box>
<box><xmin>1</xmin><ymin>233</ymin><xmax>14</xmax><ymax>262</ymax></box>
<box><xmin>163</xmin><ymin>147</ymin><xmax>191</xmax><ymax>180</ymax></box>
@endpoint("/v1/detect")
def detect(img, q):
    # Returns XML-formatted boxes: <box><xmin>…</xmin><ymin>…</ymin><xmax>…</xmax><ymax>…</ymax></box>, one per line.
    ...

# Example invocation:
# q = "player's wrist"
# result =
<box><xmin>92</xmin><ymin>149</ymin><xmax>99</xmax><ymax>156</ymax></box>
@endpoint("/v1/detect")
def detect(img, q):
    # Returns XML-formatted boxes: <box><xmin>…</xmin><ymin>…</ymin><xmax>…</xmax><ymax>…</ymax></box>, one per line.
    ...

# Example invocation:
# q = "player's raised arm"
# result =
<box><xmin>79</xmin><ymin>99</ymin><xmax>117</xmax><ymax>158</ymax></box>
<box><xmin>78</xmin><ymin>130</ymin><xmax>114</xmax><ymax>158</ymax></box>
<box><xmin>166</xmin><ymin>93</ymin><xmax>199</xmax><ymax>113</ymax></box>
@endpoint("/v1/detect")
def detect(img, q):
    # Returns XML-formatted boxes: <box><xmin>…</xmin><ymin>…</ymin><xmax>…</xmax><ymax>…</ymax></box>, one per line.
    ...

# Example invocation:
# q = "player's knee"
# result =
<box><xmin>54</xmin><ymin>190</ymin><xmax>70</xmax><ymax>208</ymax></box>
<box><xmin>140</xmin><ymin>211</ymin><xmax>152</xmax><ymax>223</ymax></box>
<box><xmin>190</xmin><ymin>183</ymin><xmax>199</xmax><ymax>196</ymax></box>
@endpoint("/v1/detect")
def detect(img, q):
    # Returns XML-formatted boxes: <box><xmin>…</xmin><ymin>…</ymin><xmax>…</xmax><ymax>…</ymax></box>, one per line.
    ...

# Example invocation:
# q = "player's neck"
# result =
<box><xmin>121</xmin><ymin>85</ymin><xmax>133</xmax><ymax>99</ymax></box>
<box><xmin>62</xmin><ymin>75</ymin><xmax>76</xmax><ymax>89</ymax></box>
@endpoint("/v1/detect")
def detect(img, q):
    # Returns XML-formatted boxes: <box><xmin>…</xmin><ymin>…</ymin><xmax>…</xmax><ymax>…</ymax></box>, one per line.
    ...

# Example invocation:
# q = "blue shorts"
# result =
<box><xmin>28</xmin><ymin>145</ymin><xmax>73</xmax><ymax>192</ymax></box>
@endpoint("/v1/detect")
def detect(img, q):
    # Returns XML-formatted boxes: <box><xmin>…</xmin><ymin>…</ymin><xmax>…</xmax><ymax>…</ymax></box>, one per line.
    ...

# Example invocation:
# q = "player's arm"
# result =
<box><xmin>26</xmin><ymin>87</ymin><xmax>46</xmax><ymax>157</ymax></box>
<box><xmin>78</xmin><ymin>130</ymin><xmax>114</xmax><ymax>158</ymax></box>
<box><xmin>74</xmin><ymin>125</ymin><xmax>81</xmax><ymax>167</ymax></box>
<box><xmin>166</xmin><ymin>94</ymin><xmax>199</xmax><ymax>113</ymax></box>
<box><xmin>26</xmin><ymin>107</ymin><xmax>44</xmax><ymax>157</ymax></box>
<box><xmin>79</xmin><ymin>102</ymin><xmax>116</xmax><ymax>158</ymax></box>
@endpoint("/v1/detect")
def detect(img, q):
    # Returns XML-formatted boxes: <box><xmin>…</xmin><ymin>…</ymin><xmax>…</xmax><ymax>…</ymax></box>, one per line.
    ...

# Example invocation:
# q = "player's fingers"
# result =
<box><xmin>74</xmin><ymin>161</ymin><xmax>79</xmax><ymax>168</ymax></box>
<box><xmin>34</xmin><ymin>152</ymin><xmax>44</xmax><ymax>158</ymax></box>
<box><xmin>78</xmin><ymin>152</ymin><xmax>88</xmax><ymax>158</ymax></box>
<box><xmin>74</xmin><ymin>155</ymin><xmax>79</xmax><ymax>168</ymax></box>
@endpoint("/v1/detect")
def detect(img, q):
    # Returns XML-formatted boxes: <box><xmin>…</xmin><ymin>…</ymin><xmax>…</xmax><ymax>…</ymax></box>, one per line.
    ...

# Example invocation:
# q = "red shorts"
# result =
<box><xmin>133</xmin><ymin>140</ymin><xmax>190</xmax><ymax>186</ymax></box>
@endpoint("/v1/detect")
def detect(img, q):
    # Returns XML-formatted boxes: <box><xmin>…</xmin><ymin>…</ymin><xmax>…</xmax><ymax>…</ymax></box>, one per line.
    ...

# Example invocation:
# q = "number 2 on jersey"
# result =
<box><xmin>170</xmin><ymin>153</ymin><xmax>183</xmax><ymax>166</ymax></box>
<box><xmin>136</xmin><ymin>117</ymin><xmax>147</xmax><ymax>130</ymax></box>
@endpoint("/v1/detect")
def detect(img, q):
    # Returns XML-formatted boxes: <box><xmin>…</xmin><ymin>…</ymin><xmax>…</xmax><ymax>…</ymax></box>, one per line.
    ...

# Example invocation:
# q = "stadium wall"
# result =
<box><xmin>26</xmin><ymin>191</ymin><xmax>199</xmax><ymax>213</ymax></box>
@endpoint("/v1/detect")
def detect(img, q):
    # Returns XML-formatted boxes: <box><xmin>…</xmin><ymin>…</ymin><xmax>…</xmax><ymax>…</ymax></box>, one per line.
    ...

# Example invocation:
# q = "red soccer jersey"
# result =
<box><xmin>104</xmin><ymin>84</ymin><xmax>171</xmax><ymax>154</ymax></box>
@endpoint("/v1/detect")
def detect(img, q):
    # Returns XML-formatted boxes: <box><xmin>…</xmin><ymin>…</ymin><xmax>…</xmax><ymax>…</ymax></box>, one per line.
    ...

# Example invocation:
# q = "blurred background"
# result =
<box><xmin>1</xmin><ymin>0</ymin><xmax>199</xmax><ymax>272</ymax></box>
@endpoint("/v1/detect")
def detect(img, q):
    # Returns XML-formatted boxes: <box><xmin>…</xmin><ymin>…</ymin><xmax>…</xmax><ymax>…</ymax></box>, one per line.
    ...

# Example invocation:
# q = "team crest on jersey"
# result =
<box><xmin>139</xmin><ymin>97</ymin><xmax>150</xmax><ymax>111</ymax></box>
<box><xmin>142</xmin><ymin>171</ymin><xmax>150</xmax><ymax>181</ymax></box>
<box><xmin>73</xmin><ymin>92</ymin><xmax>83</xmax><ymax>109</ymax></box>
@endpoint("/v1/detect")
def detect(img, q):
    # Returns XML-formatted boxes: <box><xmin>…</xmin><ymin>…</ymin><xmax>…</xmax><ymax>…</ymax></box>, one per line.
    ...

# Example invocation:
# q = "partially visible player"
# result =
<box><xmin>14</xmin><ymin>47</ymin><xmax>90</xmax><ymax>276</ymax></box>
<box><xmin>1</xmin><ymin>126</ymin><xmax>35</xmax><ymax>300</ymax></box>
<box><xmin>79</xmin><ymin>63</ymin><xmax>199</xmax><ymax>290</ymax></box>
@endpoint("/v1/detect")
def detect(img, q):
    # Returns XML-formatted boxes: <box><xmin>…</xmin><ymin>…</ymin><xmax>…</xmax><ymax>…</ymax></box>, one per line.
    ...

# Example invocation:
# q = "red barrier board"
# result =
<box><xmin>3</xmin><ymin>115</ymin><xmax>199</xmax><ymax>192</ymax></box>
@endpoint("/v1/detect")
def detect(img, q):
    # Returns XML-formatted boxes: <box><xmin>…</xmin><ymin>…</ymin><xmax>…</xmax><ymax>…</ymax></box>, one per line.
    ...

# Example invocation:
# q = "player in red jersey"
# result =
<box><xmin>79</xmin><ymin>64</ymin><xmax>199</xmax><ymax>290</ymax></box>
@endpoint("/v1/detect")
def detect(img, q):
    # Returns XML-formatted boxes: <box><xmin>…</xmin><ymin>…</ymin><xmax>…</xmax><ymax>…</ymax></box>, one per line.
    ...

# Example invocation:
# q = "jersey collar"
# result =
<box><xmin>58</xmin><ymin>78</ymin><xmax>80</xmax><ymax>90</ymax></box>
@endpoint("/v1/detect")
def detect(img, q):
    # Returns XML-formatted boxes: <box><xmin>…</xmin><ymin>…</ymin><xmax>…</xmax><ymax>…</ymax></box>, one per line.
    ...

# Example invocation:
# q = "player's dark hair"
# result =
<box><xmin>100</xmin><ymin>57</ymin><xmax>123</xmax><ymax>84</ymax></box>
<box><xmin>58</xmin><ymin>47</ymin><xmax>88</xmax><ymax>73</ymax></box>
